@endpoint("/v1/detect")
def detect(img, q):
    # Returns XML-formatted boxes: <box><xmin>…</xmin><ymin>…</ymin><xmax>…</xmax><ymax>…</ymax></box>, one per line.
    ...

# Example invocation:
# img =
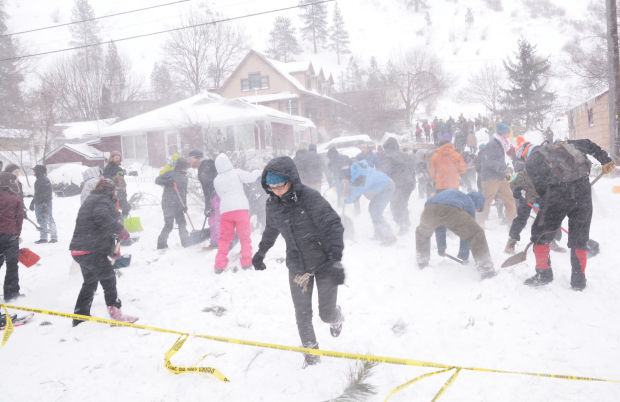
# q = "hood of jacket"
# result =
<box><xmin>215</xmin><ymin>153</ymin><xmax>233</xmax><ymax>174</ymax></box>
<box><xmin>383</xmin><ymin>137</ymin><xmax>399</xmax><ymax>152</ymax></box>
<box><xmin>467</xmin><ymin>191</ymin><xmax>485</xmax><ymax>211</ymax></box>
<box><xmin>82</xmin><ymin>166</ymin><xmax>102</xmax><ymax>181</ymax></box>
<box><xmin>436</xmin><ymin>142</ymin><xmax>458</xmax><ymax>157</ymax></box>
<box><xmin>261</xmin><ymin>156</ymin><xmax>302</xmax><ymax>195</ymax></box>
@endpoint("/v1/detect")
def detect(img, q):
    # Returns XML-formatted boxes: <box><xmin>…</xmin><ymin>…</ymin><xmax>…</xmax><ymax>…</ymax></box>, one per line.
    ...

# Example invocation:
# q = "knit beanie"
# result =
<box><xmin>266</xmin><ymin>172</ymin><xmax>288</xmax><ymax>185</ymax></box>
<box><xmin>496</xmin><ymin>123</ymin><xmax>510</xmax><ymax>134</ymax></box>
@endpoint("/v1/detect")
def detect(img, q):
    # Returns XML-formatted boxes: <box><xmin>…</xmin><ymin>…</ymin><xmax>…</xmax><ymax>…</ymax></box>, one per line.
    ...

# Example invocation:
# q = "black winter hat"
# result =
<box><xmin>175</xmin><ymin>158</ymin><xmax>190</xmax><ymax>170</ymax></box>
<box><xmin>188</xmin><ymin>150</ymin><xmax>204</xmax><ymax>159</ymax></box>
<box><xmin>33</xmin><ymin>164</ymin><xmax>47</xmax><ymax>174</ymax></box>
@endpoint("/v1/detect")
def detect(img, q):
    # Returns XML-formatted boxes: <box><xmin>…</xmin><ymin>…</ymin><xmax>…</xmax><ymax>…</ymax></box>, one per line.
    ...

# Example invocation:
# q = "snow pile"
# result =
<box><xmin>47</xmin><ymin>163</ymin><xmax>89</xmax><ymax>185</ymax></box>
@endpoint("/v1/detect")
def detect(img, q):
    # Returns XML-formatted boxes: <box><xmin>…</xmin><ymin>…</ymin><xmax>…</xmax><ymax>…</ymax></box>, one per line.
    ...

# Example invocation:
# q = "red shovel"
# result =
<box><xmin>18</xmin><ymin>248</ymin><xmax>40</xmax><ymax>267</ymax></box>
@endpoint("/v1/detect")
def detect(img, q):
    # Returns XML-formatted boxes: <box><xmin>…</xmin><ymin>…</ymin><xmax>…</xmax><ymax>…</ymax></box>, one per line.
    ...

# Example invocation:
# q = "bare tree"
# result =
<box><xmin>386</xmin><ymin>47</ymin><xmax>449</xmax><ymax>125</ymax></box>
<box><xmin>457</xmin><ymin>63</ymin><xmax>505</xmax><ymax>116</ymax></box>
<box><xmin>208</xmin><ymin>22</ymin><xmax>248</xmax><ymax>88</ymax></box>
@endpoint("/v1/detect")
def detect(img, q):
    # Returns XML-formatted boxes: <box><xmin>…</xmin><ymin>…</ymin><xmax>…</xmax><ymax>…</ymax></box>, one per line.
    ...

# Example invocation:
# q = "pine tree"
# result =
<box><xmin>69</xmin><ymin>0</ymin><xmax>102</xmax><ymax>64</ymax></box>
<box><xmin>501</xmin><ymin>38</ymin><xmax>555</xmax><ymax>130</ymax></box>
<box><xmin>266</xmin><ymin>16</ymin><xmax>301</xmax><ymax>62</ymax></box>
<box><xmin>0</xmin><ymin>0</ymin><xmax>23</xmax><ymax>126</ymax></box>
<box><xmin>103</xmin><ymin>41</ymin><xmax>126</xmax><ymax>104</ymax></box>
<box><xmin>151</xmin><ymin>62</ymin><xmax>175</xmax><ymax>102</ymax></box>
<box><xmin>366</xmin><ymin>57</ymin><xmax>383</xmax><ymax>89</ymax></box>
<box><xmin>328</xmin><ymin>2</ymin><xmax>351</xmax><ymax>65</ymax></box>
<box><xmin>465</xmin><ymin>8</ymin><xmax>474</xmax><ymax>27</ymax></box>
<box><xmin>299</xmin><ymin>0</ymin><xmax>328</xmax><ymax>53</ymax></box>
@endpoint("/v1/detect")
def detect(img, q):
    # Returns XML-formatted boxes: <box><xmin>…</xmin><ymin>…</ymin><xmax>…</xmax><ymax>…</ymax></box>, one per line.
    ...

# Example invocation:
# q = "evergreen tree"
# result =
<box><xmin>299</xmin><ymin>0</ymin><xmax>328</xmax><ymax>53</ymax></box>
<box><xmin>465</xmin><ymin>8</ymin><xmax>474</xmax><ymax>27</ymax></box>
<box><xmin>151</xmin><ymin>62</ymin><xmax>175</xmax><ymax>102</ymax></box>
<box><xmin>328</xmin><ymin>2</ymin><xmax>351</xmax><ymax>65</ymax></box>
<box><xmin>266</xmin><ymin>16</ymin><xmax>301</xmax><ymax>62</ymax></box>
<box><xmin>0</xmin><ymin>0</ymin><xmax>23</xmax><ymax>126</ymax></box>
<box><xmin>501</xmin><ymin>38</ymin><xmax>555</xmax><ymax>130</ymax></box>
<box><xmin>103</xmin><ymin>41</ymin><xmax>126</xmax><ymax>104</ymax></box>
<box><xmin>343</xmin><ymin>56</ymin><xmax>365</xmax><ymax>91</ymax></box>
<box><xmin>366</xmin><ymin>57</ymin><xmax>384</xmax><ymax>89</ymax></box>
<box><xmin>69</xmin><ymin>0</ymin><xmax>102</xmax><ymax>63</ymax></box>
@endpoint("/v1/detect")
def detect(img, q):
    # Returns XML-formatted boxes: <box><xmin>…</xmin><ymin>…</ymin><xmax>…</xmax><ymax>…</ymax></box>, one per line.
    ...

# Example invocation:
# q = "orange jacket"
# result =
<box><xmin>430</xmin><ymin>143</ymin><xmax>467</xmax><ymax>190</ymax></box>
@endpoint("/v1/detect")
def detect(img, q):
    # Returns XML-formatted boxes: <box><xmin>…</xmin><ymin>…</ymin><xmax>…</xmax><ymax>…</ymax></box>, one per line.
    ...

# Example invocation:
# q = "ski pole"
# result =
<box><xmin>173</xmin><ymin>182</ymin><xmax>195</xmax><ymax>231</ymax></box>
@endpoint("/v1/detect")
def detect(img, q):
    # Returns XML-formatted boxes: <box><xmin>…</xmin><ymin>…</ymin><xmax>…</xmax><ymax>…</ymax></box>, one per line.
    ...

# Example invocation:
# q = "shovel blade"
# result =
<box><xmin>501</xmin><ymin>250</ymin><xmax>528</xmax><ymax>268</ymax></box>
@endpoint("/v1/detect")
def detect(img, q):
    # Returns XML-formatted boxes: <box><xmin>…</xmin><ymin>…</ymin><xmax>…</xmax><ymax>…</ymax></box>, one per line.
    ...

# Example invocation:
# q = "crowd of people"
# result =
<box><xmin>0</xmin><ymin>119</ymin><xmax>616</xmax><ymax>366</ymax></box>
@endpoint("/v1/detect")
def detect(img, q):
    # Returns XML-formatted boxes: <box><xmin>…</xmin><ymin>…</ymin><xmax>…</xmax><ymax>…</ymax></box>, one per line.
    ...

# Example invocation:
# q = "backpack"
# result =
<box><xmin>536</xmin><ymin>142</ymin><xmax>591</xmax><ymax>183</ymax></box>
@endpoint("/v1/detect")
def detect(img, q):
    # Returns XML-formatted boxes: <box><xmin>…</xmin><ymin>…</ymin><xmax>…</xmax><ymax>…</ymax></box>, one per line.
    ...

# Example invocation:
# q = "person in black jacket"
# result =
<box><xmin>69</xmin><ymin>179</ymin><xmax>137</xmax><ymax>326</ymax></box>
<box><xmin>524</xmin><ymin>139</ymin><xmax>615</xmax><ymax>290</ymax></box>
<box><xmin>189</xmin><ymin>150</ymin><xmax>218</xmax><ymax>247</ymax></box>
<box><xmin>156</xmin><ymin>158</ymin><xmax>190</xmax><ymax>249</ymax></box>
<box><xmin>381</xmin><ymin>138</ymin><xmax>416</xmax><ymax>235</ymax></box>
<box><xmin>252</xmin><ymin>156</ymin><xmax>345</xmax><ymax>367</ymax></box>
<box><xmin>0</xmin><ymin>172</ymin><xmax>24</xmax><ymax>302</ymax></box>
<box><xmin>31</xmin><ymin>165</ymin><xmax>58</xmax><ymax>243</ymax></box>
<box><xmin>103</xmin><ymin>151</ymin><xmax>130</xmax><ymax>219</ymax></box>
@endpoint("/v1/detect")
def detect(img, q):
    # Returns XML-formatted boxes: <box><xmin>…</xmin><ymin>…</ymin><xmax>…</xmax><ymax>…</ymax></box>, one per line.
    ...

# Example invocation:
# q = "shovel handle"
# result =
<box><xmin>173</xmin><ymin>181</ymin><xmax>195</xmax><ymax>231</ymax></box>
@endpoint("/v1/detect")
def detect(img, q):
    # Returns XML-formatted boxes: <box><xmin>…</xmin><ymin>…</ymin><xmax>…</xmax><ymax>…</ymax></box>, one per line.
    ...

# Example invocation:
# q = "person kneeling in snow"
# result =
<box><xmin>69</xmin><ymin>179</ymin><xmax>137</xmax><ymax>326</ymax></box>
<box><xmin>416</xmin><ymin>189</ymin><xmax>496</xmax><ymax>279</ymax></box>
<box><xmin>252</xmin><ymin>156</ymin><xmax>345</xmax><ymax>367</ymax></box>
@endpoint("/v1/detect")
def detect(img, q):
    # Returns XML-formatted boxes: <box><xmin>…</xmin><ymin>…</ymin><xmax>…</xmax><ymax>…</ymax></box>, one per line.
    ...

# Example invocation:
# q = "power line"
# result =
<box><xmin>2</xmin><ymin>0</ymin><xmax>191</xmax><ymax>37</ymax></box>
<box><xmin>0</xmin><ymin>0</ymin><xmax>335</xmax><ymax>62</ymax></box>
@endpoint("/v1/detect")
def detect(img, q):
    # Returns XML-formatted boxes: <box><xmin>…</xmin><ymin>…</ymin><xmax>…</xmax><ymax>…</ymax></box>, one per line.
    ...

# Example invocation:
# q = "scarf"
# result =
<box><xmin>493</xmin><ymin>133</ymin><xmax>511</xmax><ymax>154</ymax></box>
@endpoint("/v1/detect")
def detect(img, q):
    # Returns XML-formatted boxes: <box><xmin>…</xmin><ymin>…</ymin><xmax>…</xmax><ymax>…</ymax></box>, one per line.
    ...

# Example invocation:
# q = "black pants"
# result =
<box><xmin>157</xmin><ymin>208</ymin><xmax>189</xmax><ymax>248</ymax></box>
<box><xmin>390</xmin><ymin>184</ymin><xmax>414</xmax><ymax>231</ymax></box>
<box><xmin>509</xmin><ymin>198</ymin><xmax>532</xmax><ymax>241</ymax></box>
<box><xmin>530</xmin><ymin>178</ymin><xmax>591</xmax><ymax>249</ymax></box>
<box><xmin>288</xmin><ymin>269</ymin><xmax>340</xmax><ymax>347</ymax></box>
<box><xmin>0</xmin><ymin>233</ymin><xmax>20</xmax><ymax>300</ymax></box>
<box><xmin>73</xmin><ymin>253</ymin><xmax>121</xmax><ymax>317</ymax></box>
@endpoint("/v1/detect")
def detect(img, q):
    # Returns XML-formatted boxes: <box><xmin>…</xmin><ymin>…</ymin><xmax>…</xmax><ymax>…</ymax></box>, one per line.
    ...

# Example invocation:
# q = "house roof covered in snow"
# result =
<box><xmin>98</xmin><ymin>92</ymin><xmax>314</xmax><ymax>136</ymax></box>
<box><xmin>238</xmin><ymin>92</ymin><xmax>299</xmax><ymax>104</ymax></box>
<box><xmin>45</xmin><ymin>142</ymin><xmax>105</xmax><ymax>161</ymax></box>
<box><xmin>54</xmin><ymin>118</ymin><xmax>117</xmax><ymax>139</ymax></box>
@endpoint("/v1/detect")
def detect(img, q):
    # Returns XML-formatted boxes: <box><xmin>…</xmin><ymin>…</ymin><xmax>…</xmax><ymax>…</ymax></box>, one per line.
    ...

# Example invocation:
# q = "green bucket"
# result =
<box><xmin>124</xmin><ymin>216</ymin><xmax>144</xmax><ymax>232</ymax></box>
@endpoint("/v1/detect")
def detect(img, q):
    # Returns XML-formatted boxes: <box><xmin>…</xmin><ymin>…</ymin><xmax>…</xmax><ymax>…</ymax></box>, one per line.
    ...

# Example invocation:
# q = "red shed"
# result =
<box><xmin>44</xmin><ymin>142</ymin><xmax>106</xmax><ymax>168</ymax></box>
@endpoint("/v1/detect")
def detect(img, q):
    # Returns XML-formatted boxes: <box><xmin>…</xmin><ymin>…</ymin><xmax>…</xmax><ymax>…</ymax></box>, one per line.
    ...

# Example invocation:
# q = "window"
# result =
<box><xmin>241</xmin><ymin>79</ymin><xmax>249</xmax><ymax>91</ymax></box>
<box><xmin>306</xmin><ymin>75</ymin><xmax>312</xmax><ymax>89</ymax></box>
<box><xmin>249</xmin><ymin>73</ymin><xmax>261</xmax><ymax>90</ymax></box>
<box><xmin>261</xmin><ymin>76</ymin><xmax>269</xmax><ymax>89</ymax></box>
<box><xmin>288</xmin><ymin>99</ymin><xmax>299</xmax><ymax>115</ymax></box>
<box><xmin>587</xmin><ymin>107</ymin><xmax>594</xmax><ymax>127</ymax></box>
<box><xmin>121</xmin><ymin>134</ymin><xmax>148</xmax><ymax>160</ymax></box>
<box><xmin>243</xmin><ymin>73</ymin><xmax>269</xmax><ymax>90</ymax></box>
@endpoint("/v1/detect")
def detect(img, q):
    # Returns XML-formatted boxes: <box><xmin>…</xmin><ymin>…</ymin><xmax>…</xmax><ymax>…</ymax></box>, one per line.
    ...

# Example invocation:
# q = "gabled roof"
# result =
<box><xmin>45</xmin><ymin>142</ymin><xmax>105</xmax><ymax>161</ymax></box>
<box><xmin>98</xmin><ymin>92</ymin><xmax>314</xmax><ymax>136</ymax></box>
<box><xmin>220</xmin><ymin>49</ymin><xmax>343</xmax><ymax>105</ymax></box>
<box><xmin>54</xmin><ymin>118</ymin><xmax>117</xmax><ymax>139</ymax></box>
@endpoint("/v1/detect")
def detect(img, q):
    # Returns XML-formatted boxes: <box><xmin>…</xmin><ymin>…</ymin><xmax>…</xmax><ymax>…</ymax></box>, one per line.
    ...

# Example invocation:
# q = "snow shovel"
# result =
<box><xmin>123</xmin><ymin>215</ymin><xmax>143</xmax><ymax>233</ymax></box>
<box><xmin>444</xmin><ymin>253</ymin><xmax>466</xmax><ymax>265</ymax></box>
<box><xmin>18</xmin><ymin>248</ymin><xmax>40</xmax><ymax>267</ymax></box>
<box><xmin>25</xmin><ymin>216</ymin><xmax>50</xmax><ymax>233</ymax></box>
<box><xmin>501</xmin><ymin>242</ymin><xmax>532</xmax><ymax>268</ymax></box>
<box><xmin>173</xmin><ymin>182</ymin><xmax>209</xmax><ymax>246</ymax></box>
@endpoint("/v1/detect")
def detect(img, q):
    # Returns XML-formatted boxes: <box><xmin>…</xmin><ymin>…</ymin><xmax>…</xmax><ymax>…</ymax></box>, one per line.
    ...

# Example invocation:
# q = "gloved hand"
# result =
<box><xmin>182</xmin><ymin>206</ymin><xmax>188</xmax><ymax>213</ymax></box>
<box><xmin>327</xmin><ymin>261</ymin><xmax>345</xmax><ymax>286</ymax></box>
<box><xmin>602</xmin><ymin>161</ymin><xmax>616</xmax><ymax>174</ymax></box>
<box><xmin>204</xmin><ymin>206</ymin><xmax>212</xmax><ymax>218</ymax></box>
<box><xmin>252</xmin><ymin>253</ymin><xmax>266</xmax><ymax>270</ymax></box>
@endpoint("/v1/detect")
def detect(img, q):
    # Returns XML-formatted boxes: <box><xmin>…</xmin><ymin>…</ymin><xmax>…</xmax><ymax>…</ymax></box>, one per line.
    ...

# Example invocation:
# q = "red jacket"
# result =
<box><xmin>0</xmin><ymin>190</ymin><xmax>24</xmax><ymax>234</ymax></box>
<box><xmin>430</xmin><ymin>143</ymin><xmax>467</xmax><ymax>190</ymax></box>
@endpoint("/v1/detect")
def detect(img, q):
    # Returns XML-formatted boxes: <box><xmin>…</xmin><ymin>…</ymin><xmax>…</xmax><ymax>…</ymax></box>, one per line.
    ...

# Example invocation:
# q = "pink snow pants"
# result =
<box><xmin>214</xmin><ymin>209</ymin><xmax>252</xmax><ymax>270</ymax></box>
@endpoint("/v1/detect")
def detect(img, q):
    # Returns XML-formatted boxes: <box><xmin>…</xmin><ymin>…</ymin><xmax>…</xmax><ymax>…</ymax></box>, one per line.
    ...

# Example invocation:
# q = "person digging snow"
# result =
<box><xmin>156</xmin><ymin>158</ymin><xmax>190</xmax><ymax>249</ymax></box>
<box><xmin>30</xmin><ymin>165</ymin><xmax>58</xmax><ymax>243</ymax></box>
<box><xmin>416</xmin><ymin>189</ymin><xmax>496</xmax><ymax>279</ymax></box>
<box><xmin>69</xmin><ymin>178</ymin><xmax>137</xmax><ymax>326</ymax></box>
<box><xmin>523</xmin><ymin>139</ymin><xmax>614</xmax><ymax>290</ymax></box>
<box><xmin>252</xmin><ymin>156</ymin><xmax>345</xmax><ymax>367</ymax></box>
<box><xmin>0</xmin><ymin>172</ymin><xmax>24</xmax><ymax>302</ymax></box>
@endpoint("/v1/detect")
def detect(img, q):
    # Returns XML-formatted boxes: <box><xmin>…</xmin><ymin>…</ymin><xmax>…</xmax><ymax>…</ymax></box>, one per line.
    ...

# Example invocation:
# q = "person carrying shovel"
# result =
<box><xmin>156</xmin><ymin>158</ymin><xmax>190</xmax><ymax>249</ymax></box>
<box><xmin>522</xmin><ymin>139</ymin><xmax>614</xmax><ymax>290</ymax></box>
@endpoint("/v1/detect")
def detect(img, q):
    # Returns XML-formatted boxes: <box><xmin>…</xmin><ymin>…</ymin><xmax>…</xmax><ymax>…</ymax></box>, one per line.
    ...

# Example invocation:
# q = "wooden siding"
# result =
<box><xmin>569</xmin><ymin>91</ymin><xmax>611</xmax><ymax>152</ymax></box>
<box><xmin>44</xmin><ymin>147</ymin><xmax>104</xmax><ymax>168</ymax></box>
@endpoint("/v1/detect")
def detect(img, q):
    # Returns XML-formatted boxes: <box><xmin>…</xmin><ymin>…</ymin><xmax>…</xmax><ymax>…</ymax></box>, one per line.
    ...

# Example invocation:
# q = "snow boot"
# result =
<box><xmin>302</xmin><ymin>342</ymin><xmax>320</xmax><ymax>368</ymax></box>
<box><xmin>107</xmin><ymin>306</ymin><xmax>138</xmax><ymax>324</ymax></box>
<box><xmin>477</xmin><ymin>260</ymin><xmax>496</xmax><ymax>280</ymax></box>
<box><xmin>504</xmin><ymin>238</ymin><xmax>517</xmax><ymax>254</ymax></box>
<box><xmin>34</xmin><ymin>239</ymin><xmax>47</xmax><ymax>244</ymax></box>
<box><xmin>524</xmin><ymin>268</ymin><xmax>554</xmax><ymax>287</ymax></box>
<box><xmin>329</xmin><ymin>306</ymin><xmax>344</xmax><ymax>337</ymax></box>
<box><xmin>0</xmin><ymin>313</ymin><xmax>17</xmax><ymax>328</ymax></box>
<box><xmin>570</xmin><ymin>249</ymin><xmax>587</xmax><ymax>291</ymax></box>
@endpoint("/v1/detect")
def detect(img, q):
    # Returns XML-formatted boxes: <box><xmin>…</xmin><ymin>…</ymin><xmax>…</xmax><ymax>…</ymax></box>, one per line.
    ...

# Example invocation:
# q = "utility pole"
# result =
<box><xmin>606</xmin><ymin>0</ymin><xmax>620</xmax><ymax>160</ymax></box>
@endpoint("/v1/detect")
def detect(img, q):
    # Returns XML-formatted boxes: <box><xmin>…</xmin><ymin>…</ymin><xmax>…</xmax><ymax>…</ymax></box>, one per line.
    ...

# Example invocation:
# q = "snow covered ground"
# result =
<box><xmin>2</xmin><ymin>174</ymin><xmax>620</xmax><ymax>401</ymax></box>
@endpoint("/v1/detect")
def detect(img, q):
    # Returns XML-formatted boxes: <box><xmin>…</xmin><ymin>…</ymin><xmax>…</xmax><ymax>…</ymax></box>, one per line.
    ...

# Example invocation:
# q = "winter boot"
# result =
<box><xmin>0</xmin><ymin>313</ymin><xmax>17</xmax><ymax>328</ymax></box>
<box><xmin>34</xmin><ymin>239</ymin><xmax>48</xmax><ymax>244</ymax></box>
<box><xmin>329</xmin><ymin>306</ymin><xmax>344</xmax><ymax>338</ymax></box>
<box><xmin>570</xmin><ymin>249</ymin><xmax>587</xmax><ymax>291</ymax></box>
<box><xmin>107</xmin><ymin>306</ymin><xmax>138</xmax><ymax>324</ymax></box>
<box><xmin>524</xmin><ymin>268</ymin><xmax>554</xmax><ymax>287</ymax></box>
<box><xmin>504</xmin><ymin>238</ymin><xmax>517</xmax><ymax>254</ymax></box>
<box><xmin>477</xmin><ymin>260</ymin><xmax>496</xmax><ymax>280</ymax></box>
<box><xmin>302</xmin><ymin>342</ymin><xmax>320</xmax><ymax>368</ymax></box>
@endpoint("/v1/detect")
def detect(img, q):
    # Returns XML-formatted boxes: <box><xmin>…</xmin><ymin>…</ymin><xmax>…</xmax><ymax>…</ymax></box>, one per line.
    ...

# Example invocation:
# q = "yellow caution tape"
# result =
<box><xmin>2</xmin><ymin>303</ymin><xmax>620</xmax><ymax>401</ymax></box>
<box><xmin>1</xmin><ymin>305</ymin><xmax>14</xmax><ymax>347</ymax></box>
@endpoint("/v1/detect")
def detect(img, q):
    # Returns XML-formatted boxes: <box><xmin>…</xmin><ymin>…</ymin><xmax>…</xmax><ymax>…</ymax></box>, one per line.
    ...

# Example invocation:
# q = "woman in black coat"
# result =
<box><xmin>252</xmin><ymin>156</ymin><xmax>345</xmax><ymax>367</ymax></box>
<box><xmin>69</xmin><ymin>179</ymin><xmax>137</xmax><ymax>326</ymax></box>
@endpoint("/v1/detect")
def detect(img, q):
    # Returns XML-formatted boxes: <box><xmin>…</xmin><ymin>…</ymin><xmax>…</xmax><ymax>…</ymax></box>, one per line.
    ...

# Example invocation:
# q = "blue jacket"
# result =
<box><xmin>356</xmin><ymin>151</ymin><xmax>380</xmax><ymax>169</ymax></box>
<box><xmin>345</xmin><ymin>159</ymin><xmax>391</xmax><ymax>203</ymax></box>
<box><xmin>425</xmin><ymin>190</ymin><xmax>484</xmax><ymax>218</ymax></box>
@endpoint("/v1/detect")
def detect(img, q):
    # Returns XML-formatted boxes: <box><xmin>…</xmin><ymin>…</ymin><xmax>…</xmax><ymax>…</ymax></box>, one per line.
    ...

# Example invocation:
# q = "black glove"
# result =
<box><xmin>29</xmin><ymin>199</ymin><xmax>35</xmax><ymax>211</ymax></box>
<box><xmin>204</xmin><ymin>205</ymin><xmax>212</xmax><ymax>218</ymax></box>
<box><xmin>252</xmin><ymin>253</ymin><xmax>266</xmax><ymax>270</ymax></box>
<box><xmin>325</xmin><ymin>260</ymin><xmax>345</xmax><ymax>285</ymax></box>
